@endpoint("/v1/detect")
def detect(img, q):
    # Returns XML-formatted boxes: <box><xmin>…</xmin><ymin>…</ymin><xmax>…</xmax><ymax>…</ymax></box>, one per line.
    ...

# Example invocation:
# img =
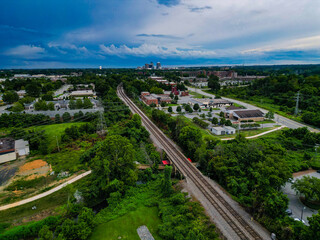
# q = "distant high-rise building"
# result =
<box><xmin>150</xmin><ymin>62</ymin><xmax>154</xmax><ymax>69</ymax></box>
<box><xmin>156</xmin><ymin>62</ymin><xmax>161</xmax><ymax>69</ymax></box>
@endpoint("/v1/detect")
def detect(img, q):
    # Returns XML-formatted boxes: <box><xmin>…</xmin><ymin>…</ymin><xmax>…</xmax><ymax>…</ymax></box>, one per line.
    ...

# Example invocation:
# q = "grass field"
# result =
<box><xmin>216</xmin><ymin>126</ymin><xmax>280</xmax><ymax>139</ymax></box>
<box><xmin>90</xmin><ymin>207</ymin><xmax>162</xmax><ymax>240</ymax></box>
<box><xmin>30</xmin><ymin>122</ymin><xmax>85</xmax><ymax>152</ymax></box>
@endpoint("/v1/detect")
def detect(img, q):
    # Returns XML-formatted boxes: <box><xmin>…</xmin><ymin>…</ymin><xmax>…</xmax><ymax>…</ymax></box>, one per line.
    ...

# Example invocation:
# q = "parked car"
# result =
<box><xmin>285</xmin><ymin>209</ymin><xmax>292</xmax><ymax>215</ymax></box>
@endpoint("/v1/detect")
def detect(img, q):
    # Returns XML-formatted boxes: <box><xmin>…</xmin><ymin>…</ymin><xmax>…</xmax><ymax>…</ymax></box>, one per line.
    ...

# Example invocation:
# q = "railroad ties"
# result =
<box><xmin>117</xmin><ymin>85</ymin><xmax>264</xmax><ymax>240</ymax></box>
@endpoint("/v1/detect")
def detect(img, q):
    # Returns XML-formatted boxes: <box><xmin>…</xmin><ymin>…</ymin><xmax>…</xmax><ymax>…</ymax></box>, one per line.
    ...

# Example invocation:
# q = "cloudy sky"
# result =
<box><xmin>1</xmin><ymin>0</ymin><xmax>320</xmax><ymax>68</ymax></box>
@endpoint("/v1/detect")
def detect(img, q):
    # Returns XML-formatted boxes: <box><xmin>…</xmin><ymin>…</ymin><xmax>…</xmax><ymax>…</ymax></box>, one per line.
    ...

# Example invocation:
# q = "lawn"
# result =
<box><xmin>256</xmin><ymin>120</ymin><xmax>276</xmax><ymax>124</ymax></box>
<box><xmin>215</xmin><ymin>126</ymin><xmax>280</xmax><ymax>139</ymax></box>
<box><xmin>30</xmin><ymin>122</ymin><xmax>85</xmax><ymax>152</ymax></box>
<box><xmin>189</xmin><ymin>91</ymin><xmax>210</xmax><ymax>99</ymax></box>
<box><xmin>167</xmin><ymin>103</ymin><xmax>179</xmax><ymax>107</ymax></box>
<box><xmin>90</xmin><ymin>207</ymin><xmax>162</xmax><ymax>240</ymax></box>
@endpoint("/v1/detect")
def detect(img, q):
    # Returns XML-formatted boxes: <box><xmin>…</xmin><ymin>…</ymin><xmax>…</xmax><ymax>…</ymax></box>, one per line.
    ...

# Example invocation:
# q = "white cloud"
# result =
<box><xmin>4</xmin><ymin>45</ymin><xmax>45</xmax><ymax>59</ymax></box>
<box><xmin>100</xmin><ymin>43</ymin><xmax>216</xmax><ymax>58</ymax></box>
<box><xmin>48</xmin><ymin>42</ymin><xmax>89</xmax><ymax>55</ymax></box>
<box><xmin>242</xmin><ymin>35</ymin><xmax>320</xmax><ymax>54</ymax></box>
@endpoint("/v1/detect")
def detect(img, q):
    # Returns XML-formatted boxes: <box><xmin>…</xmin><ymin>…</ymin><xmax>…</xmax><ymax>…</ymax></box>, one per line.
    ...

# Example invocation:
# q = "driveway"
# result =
<box><xmin>282</xmin><ymin>171</ymin><xmax>320</xmax><ymax>225</ymax></box>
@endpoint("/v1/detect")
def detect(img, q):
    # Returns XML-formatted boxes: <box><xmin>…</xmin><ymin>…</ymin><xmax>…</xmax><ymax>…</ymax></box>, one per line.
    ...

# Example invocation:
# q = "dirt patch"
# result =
<box><xmin>293</xmin><ymin>169</ymin><xmax>316</xmax><ymax>178</ymax></box>
<box><xmin>17</xmin><ymin>160</ymin><xmax>50</xmax><ymax>178</ymax></box>
<box><xmin>13</xmin><ymin>209</ymin><xmax>57</xmax><ymax>226</ymax></box>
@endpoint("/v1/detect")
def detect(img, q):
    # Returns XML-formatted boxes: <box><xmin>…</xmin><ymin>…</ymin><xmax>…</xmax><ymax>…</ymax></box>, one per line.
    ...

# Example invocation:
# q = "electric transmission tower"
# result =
<box><xmin>97</xmin><ymin>101</ymin><xmax>107</xmax><ymax>136</ymax></box>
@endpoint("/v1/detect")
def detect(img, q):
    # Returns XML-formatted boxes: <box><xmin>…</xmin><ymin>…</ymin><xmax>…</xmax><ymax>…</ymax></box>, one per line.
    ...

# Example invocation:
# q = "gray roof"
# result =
<box><xmin>234</xmin><ymin>110</ymin><xmax>264</xmax><ymax>118</ymax></box>
<box><xmin>15</xmin><ymin>139</ymin><xmax>29</xmax><ymax>150</ymax></box>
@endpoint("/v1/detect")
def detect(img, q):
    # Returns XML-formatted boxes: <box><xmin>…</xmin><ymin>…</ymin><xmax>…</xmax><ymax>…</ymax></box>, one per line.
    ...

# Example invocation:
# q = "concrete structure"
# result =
<box><xmin>15</xmin><ymin>139</ymin><xmax>30</xmax><ymax>156</ymax></box>
<box><xmin>223</xmin><ymin>126</ymin><xmax>236</xmax><ymax>135</ymax></box>
<box><xmin>70</xmin><ymin>90</ymin><xmax>95</xmax><ymax>97</ymax></box>
<box><xmin>211</xmin><ymin>127</ymin><xmax>226</xmax><ymax>135</ymax></box>
<box><xmin>211</xmin><ymin>126</ymin><xmax>236</xmax><ymax>135</ymax></box>
<box><xmin>189</xmin><ymin>98</ymin><xmax>233</xmax><ymax>108</ymax></box>
<box><xmin>156</xmin><ymin>62</ymin><xmax>161</xmax><ymax>69</ymax></box>
<box><xmin>0</xmin><ymin>138</ymin><xmax>29</xmax><ymax>164</ymax></box>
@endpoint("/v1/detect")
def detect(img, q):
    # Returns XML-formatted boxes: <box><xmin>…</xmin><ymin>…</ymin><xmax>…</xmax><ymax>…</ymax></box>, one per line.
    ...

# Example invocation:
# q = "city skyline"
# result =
<box><xmin>1</xmin><ymin>0</ymin><xmax>320</xmax><ymax>69</ymax></box>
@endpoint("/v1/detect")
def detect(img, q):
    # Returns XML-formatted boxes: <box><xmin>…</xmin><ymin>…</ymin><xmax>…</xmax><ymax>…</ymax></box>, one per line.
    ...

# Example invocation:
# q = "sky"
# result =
<box><xmin>0</xmin><ymin>0</ymin><xmax>320</xmax><ymax>69</ymax></box>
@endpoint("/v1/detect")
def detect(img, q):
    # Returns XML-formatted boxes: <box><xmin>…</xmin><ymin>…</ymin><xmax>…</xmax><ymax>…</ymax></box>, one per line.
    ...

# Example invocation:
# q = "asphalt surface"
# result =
<box><xmin>188</xmin><ymin>87</ymin><xmax>319</xmax><ymax>133</ymax></box>
<box><xmin>282</xmin><ymin>172</ymin><xmax>320</xmax><ymax>225</ymax></box>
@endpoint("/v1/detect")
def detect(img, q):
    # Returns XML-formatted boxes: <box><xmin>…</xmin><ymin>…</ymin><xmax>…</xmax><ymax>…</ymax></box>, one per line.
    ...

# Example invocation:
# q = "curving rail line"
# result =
<box><xmin>117</xmin><ymin>85</ymin><xmax>264</xmax><ymax>240</ymax></box>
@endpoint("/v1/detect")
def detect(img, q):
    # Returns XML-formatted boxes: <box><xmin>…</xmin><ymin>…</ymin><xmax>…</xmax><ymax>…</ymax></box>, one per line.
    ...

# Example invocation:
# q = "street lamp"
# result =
<box><xmin>301</xmin><ymin>206</ymin><xmax>306</xmax><ymax>221</ymax></box>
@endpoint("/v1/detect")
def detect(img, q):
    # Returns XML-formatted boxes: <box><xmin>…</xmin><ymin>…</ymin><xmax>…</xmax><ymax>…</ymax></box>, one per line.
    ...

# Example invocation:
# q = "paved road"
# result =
<box><xmin>0</xmin><ymin>170</ymin><xmax>91</xmax><ymax>211</ymax></box>
<box><xmin>188</xmin><ymin>87</ymin><xmax>319</xmax><ymax>133</ymax></box>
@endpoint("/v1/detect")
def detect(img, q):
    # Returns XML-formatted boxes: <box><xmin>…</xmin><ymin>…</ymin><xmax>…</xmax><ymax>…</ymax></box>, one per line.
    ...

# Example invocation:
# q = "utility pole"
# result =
<box><xmin>294</xmin><ymin>91</ymin><xmax>300</xmax><ymax>116</ymax></box>
<box><xmin>56</xmin><ymin>136</ymin><xmax>60</xmax><ymax>152</ymax></box>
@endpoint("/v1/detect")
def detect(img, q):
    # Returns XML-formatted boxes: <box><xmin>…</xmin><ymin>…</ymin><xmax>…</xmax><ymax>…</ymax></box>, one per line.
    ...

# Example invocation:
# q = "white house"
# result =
<box><xmin>211</xmin><ymin>126</ymin><xmax>236</xmax><ymax>135</ymax></box>
<box><xmin>223</xmin><ymin>126</ymin><xmax>236</xmax><ymax>135</ymax></box>
<box><xmin>211</xmin><ymin>127</ymin><xmax>226</xmax><ymax>135</ymax></box>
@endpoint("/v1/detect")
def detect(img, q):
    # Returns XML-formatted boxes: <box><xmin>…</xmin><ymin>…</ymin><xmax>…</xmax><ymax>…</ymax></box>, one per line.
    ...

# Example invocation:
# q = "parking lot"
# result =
<box><xmin>282</xmin><ymin>170</ymin><xmax>320</xmax><ymax>225</ymax></box>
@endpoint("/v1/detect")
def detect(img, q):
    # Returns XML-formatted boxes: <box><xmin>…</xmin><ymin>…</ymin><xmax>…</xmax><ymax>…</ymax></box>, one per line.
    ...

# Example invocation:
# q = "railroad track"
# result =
<box><xmin>117</xmin><ymin>85</ymin><xmax>264</xmax><ymax>240</ymax></box>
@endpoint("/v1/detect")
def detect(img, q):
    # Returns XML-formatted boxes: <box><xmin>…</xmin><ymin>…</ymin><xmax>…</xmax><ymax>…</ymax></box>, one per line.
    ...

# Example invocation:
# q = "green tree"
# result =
<box><xmin>174</xmin><ymin>95</ymin><xmax>179</xmax><ymax>101</ymax></box>
<box><xmin>83</xmin><ymin>98</ymin><xmax>93</xmax><ymax>109</ymax></box>
<box><xmin>62</xmin><ymin>112</ymin><xmax>71</xmax><ymax>122</ymax></box>
<box><xmin>35</xmin><ymin>100</ymin><xmax>48</xmax><ymax>111</ymax></box>
<box><xmin>11</xmin><ymin>102</ymin><xmax>24</xmax><ymax>112</ymax></box>
<box><xmin>266</xmin><ymin>111</ymin><xmax>275</xmax><ymax>120</ymax></box>
<box><xmin>219</xmin><ymin>111</ymin><xmax>224</xmax><ymax>117</ymax></box>
<box><xmin>212</xmin><ymin>117</ymin><xmax>218</xmax><ymax>125</ymax></box>
<box><xmin>76</xmin><ymin>99</ymin><xmax>83</xmax><ymax>109</ymax></box>
<box><xmin>292</xmin><ymin>176</ymin><xmax>320</xmax><ymax>202</ymax></box>
<box><xmin>220</xmin><ymin>118</ymin><xmax>226</xmax><ymax>126</ymax></box>
<box><xmin>168</xmin><ymin>106</ymin><xmax>173</xmax><ymax>113</ymax></box>
<box><xmin>3</xmin><ymin>91</ymin><xmax>19</xmax><ymax>103</ymax></box>
<box><xmin>150</xmin><ymin>87</ymin><xmax>164</xmax><ymax>94</ymax></box>
<box><xmin>91</xmin><ymin>135</ymin><xmax>137</xmax><ymax>196</ymax></box>
<box><xmin>225</xmin><ymin>120</ymin><xmax>232</xmax><ymax>126</ymax></box>
<box><xmin>308</xmin><ymin>213</ymin><xmax>320</xmax><ymax>239</ymax></box>
<box><xmin>47</xmin><ymin>102</ymin><xmax>55</xmax><ymax>111</ymax></box>
<box><xmin>162</xmin><ymin>166</ymin><xmax>172</xmax><ymax>196</ymax></box>
<box><xmin>193</xmin><ymin>103</ymin><xmax>200</xmax><ymax>111</ymax></box>
<box><xmin>38</xmin><ymin>225</ymin><xmax>53</xmax><ymax>240</ymax></box>
<box><xmin>55</xmin><ymin>114</ymin><xmax>61</xmax><ymax>123</ymax></box>
<box><xmin>208</xmin><ymin>75</ymin><xmax>220</xmax><ymax>92</ymax></box>
<box><xmin>69</xmin><ymin>100</ymin><xmax>76</xmax><ymax>110</ymax></box>
<box><xmin>169</xmin><ymin>92</ymin><xmax>174</xmax><ymax>99</ymax></box>
<box><xmin>178</xmin><ymin>126</ymin><xmax>202</xmax><ymax>158</ymax></box>
<box><xmin>177</xmin><ymin>106</ymin><xmax>182</xmax><ymax>113</ymax></box>
<box><xmin>161</xmin><ymin>102</ymin><xmax>166</xmax><ymax>107</ymax></box>
<box><xmin>25</xmin><ymin>83</ymin><xmax>41</xmax><ymax>97</ymax></box>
